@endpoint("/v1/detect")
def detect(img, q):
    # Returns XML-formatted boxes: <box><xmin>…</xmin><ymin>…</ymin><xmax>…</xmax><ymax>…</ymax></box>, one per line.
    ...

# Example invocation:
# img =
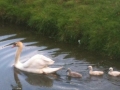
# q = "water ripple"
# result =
<box><xmin>0</xmin><ymin>25</ymin><xmax>120</xmax><ymax>90</ymax></box>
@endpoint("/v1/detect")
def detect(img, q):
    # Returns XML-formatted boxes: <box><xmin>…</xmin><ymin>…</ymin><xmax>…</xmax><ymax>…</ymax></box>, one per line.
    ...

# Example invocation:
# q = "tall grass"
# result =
<box><xmin>0</xmin><ymin>0</ymin><xmax>120</xmax><ymax>59</ymax></box>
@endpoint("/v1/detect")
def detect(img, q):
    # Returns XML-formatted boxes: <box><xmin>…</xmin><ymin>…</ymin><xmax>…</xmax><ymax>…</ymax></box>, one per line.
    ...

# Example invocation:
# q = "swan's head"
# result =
<box><xmin>13</xmin><ymin>41</ymin><xmax>23</xmax><ymax>48</ymax></box>
<box><xmin>66</xmin><ymin>68</ymin><xmax>71</xmax><ymax>72</ymax></box>
<box><xmin>88</xmin><ymin>66</ymin><xmax>93</xmax><ymax>70</ymax></box>
<box><xmin>109</xmin><ymin>67</ymin><xmax>113</xmax><ymax>72</ymax></box>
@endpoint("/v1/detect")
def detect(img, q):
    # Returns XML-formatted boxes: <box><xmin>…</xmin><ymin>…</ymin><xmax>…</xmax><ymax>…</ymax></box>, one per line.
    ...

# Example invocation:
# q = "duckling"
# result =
<box><xmin>66</xmin><ymin>68</ymin><xmax>82</xmax><ymax>78</ymax></box>
<box><xmin>88</xmin><ymin>66</ymin><xmax>104</xmax><ymax>76</ymax></box>
<box><xmin>108</xmin><ymin>67</ymin><xmax>120</xmax><ymax>77</ymax></box>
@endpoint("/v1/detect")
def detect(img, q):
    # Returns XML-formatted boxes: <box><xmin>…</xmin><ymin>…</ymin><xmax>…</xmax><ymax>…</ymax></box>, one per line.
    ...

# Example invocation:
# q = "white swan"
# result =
<box><xmin>66</xmin><ymin>68</ymin><xmax>82</xmax><ymax>78</ymax></box>
<box><xmin>12</xmin><ymin>41</ymin><xmax>63</xmax><ymax>74</ymax></box>
<box><xmin>88</xmin><ymin>66</ymin><xmax>104</xmax><ymax>75</ymax></box>
<box><xmin>108</xmin><ymin>67</ymin><xmax>120</xmax><ymax>77</ymax></box>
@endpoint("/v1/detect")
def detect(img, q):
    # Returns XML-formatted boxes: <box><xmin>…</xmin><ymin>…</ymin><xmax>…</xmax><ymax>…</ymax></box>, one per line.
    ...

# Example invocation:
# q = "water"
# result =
<box><xmin>0</xmin><ymin>23</ymin><xmax>120</xmax><ymax>90</ymax></box>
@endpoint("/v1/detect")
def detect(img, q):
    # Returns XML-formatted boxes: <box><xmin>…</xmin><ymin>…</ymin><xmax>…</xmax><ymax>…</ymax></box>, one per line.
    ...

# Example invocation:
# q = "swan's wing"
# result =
<box><xmin>40</xmin><ymin>55</ymin><xmax>54</xmax><ymax>65</ymax></box>
<box><xmin>23</xmin><ymin>54</ymin><xmax>54</xmax><ymax>69</ymax></box>
<box><xmin>42</xmin><ymin>67</ymin><xmax>63</xmax><ymax>74</ymax></box>
<box><xmin>113</xmin><ymin>71</ymin><xmax>120</xmax><ymax>75</ymax></box>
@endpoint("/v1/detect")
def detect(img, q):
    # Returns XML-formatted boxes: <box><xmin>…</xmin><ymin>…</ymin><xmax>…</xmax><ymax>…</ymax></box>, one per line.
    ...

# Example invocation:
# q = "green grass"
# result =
<box><xmin>0</xmin><ymin>0</ymin><xmax>120</xmax><ymax>59</ymax></box>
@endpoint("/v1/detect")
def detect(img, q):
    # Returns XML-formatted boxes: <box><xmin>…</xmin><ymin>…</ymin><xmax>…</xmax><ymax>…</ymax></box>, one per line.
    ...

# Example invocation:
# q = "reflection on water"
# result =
<box><xmin>11</xmin><ymin>68</ymin><xmax>55</xmax><ymax>90</ymax></box>
<box><xmin>0</xmin><ymin>23</ymin><xmax>120</xmax><ymax>90</ymax></box>
<box><xmin>24</xmin><ymin>73</ymin><xmax>53</xmax><ymax>87</ymax></box>
<box><xmin>11</xmin><ymin>68</ymin><xmax>22</xmax><ymax>90</ymax></box>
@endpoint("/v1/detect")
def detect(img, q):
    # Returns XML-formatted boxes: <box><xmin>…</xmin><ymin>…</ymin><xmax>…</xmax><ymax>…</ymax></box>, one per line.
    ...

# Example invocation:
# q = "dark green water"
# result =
<box><xmin>0</xmin><ymin>23</ymin><xmax>120</xmax><ymax>90</ymax></box>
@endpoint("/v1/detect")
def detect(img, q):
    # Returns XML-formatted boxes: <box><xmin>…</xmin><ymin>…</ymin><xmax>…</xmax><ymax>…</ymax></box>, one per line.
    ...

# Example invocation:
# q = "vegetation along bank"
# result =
<box><xmin>0</xmin><ymin>0</ymin><xmax>120</xmax><ymax>59</ymax></box>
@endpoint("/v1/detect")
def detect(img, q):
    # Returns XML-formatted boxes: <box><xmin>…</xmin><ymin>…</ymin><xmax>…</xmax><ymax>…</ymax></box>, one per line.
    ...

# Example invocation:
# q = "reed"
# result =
<box><xmin>0</xmin><ymin>0</ymin><xmax>120</xmax><ymax>59</ymax></box>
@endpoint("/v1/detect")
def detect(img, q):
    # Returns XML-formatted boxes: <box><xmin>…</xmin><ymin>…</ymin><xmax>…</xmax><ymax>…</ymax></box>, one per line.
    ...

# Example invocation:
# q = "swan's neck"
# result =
<box><xmin>69</xmin><ymin>71</ymin><xmax>71</xmax><ymax>73</ymax></box>
<box><xmin>89</xmin><ymin>68</ymin><xmax>93</xmax><ymax>71</ymax></box>
<box><xmin>67</xmin><ymin>71</ymin><xmax>71</xmax><ymax>75</ymax></box>
<box><xmin>109</xmin><ymin>70</ymin><xmax>113</xmax><ymax>72</ymax></box>
<box><xmin>15</xmin><ymin>47</ymin><xmax>22</xmax><ymax>65</ymax></box>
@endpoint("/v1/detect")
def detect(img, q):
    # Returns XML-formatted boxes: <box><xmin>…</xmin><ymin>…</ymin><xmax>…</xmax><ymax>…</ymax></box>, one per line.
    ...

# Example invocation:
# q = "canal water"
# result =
<box><xmin>0</xmin><ymin>23</ymin><xmax>120</xmax><ymax>90</ymax></box>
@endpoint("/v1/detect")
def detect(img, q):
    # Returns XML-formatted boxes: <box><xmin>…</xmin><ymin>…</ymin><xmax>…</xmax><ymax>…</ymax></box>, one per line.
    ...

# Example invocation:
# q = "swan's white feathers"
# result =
<box><xmin>109</xmin><ymin>71</ymin><xmax>120</xmax><ymax>76</ymax></box>
<box><xmin>88</xmin><ymin>66</ymin><xmax>104</xmax><ymax>76</ymax></box>
<box><xmin>108</xmin><ymin>67</ymin><xmax>120</xmax><ymax>76</ymax></box>
<box><xmin>13</xmin><ymin>41</ymin><xmax>62</xmax><ymax>74</ymax></box>
<box><xmin>42</xmin><ymin>67</ymin><xmax>63</xmax><ymax>74</ymax></box>
<box><xmin>89</xmin><ymin>71</ymin><xmax>104</xmax><ymax>75</ymax></box>
<box><xmin>23</xmin><ymin>54</ymin><xmax>54</xmax><ymax>69</ymax></box>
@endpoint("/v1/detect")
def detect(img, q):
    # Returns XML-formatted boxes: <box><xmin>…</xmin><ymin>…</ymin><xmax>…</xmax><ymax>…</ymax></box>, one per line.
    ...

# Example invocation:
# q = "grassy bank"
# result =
<box><xmin>0</xmin><ymin>0</ymin><xmax>120</xmax><ymax>59</ymax></box>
